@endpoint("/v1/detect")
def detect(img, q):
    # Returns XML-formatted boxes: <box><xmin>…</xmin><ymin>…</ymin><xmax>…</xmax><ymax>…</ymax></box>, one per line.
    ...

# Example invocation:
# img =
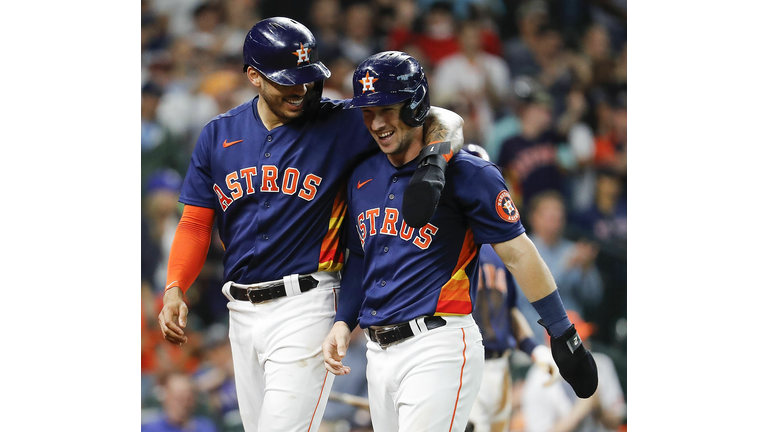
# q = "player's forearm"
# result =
<box><xmin>336</xmin><ymin>249</ymin><xmax>365</xmax><ymax>331</ymax></box>
<box><xmin>510</xmin><ymin>307</ymin><xmax>536</xmax><ymax>343</ymax></box>
<box><xmin>165</xmin><ymin>205</ymin><xmax>215</xmax><ymax>294</ymax></box>
<box><xmin>423</xmin><ymin>106</ymin><xmax>464</xmax><ymax>154</ymax></box>
<box><xmin>493</xmin><ymin>234</ymin><xmax>558</xmax><ymax>303</ymax></box>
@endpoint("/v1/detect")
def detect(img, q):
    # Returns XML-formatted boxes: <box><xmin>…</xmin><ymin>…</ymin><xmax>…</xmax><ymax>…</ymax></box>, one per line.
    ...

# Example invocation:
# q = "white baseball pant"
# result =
<box><xmin>364</xmin><ymin>314</ymin><xmax>485</xmax><ymax>432</ymax></box>
<box><xmin>221</xmin><ymin>271</ymin><xmax>339</xmax><ymax>432</ymax></box>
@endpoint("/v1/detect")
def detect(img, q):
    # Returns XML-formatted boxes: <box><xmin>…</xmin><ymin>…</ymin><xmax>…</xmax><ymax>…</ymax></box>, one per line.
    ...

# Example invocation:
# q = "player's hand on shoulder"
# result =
<box><xmin>322</xmin><ymin>321</ymin><xmax>352</xmax><ymax>376</ymax></box>
<box><xmin>158</xmin><ymin>287</ymin><xmax>189</xmax><ymax>346</ymax></box>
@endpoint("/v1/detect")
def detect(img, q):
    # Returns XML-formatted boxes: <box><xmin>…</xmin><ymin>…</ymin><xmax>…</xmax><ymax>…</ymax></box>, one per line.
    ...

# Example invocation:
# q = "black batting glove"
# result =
<box><xmin>543</xmin><ymin>322</ymin><xmax>599</xmax><ymax>398</ymax></box>
<box><xmin>403</xmin><ymin>142</ymin><xmax>452</xmax><ymax>228</ymax></box>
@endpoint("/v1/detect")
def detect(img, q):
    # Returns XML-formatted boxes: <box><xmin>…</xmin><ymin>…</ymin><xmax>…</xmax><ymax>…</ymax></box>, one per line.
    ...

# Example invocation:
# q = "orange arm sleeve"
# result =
<box><xmin>164</xmin><ymin>205</ymin><xmax>215</xmax><ymax>294</ymax></box>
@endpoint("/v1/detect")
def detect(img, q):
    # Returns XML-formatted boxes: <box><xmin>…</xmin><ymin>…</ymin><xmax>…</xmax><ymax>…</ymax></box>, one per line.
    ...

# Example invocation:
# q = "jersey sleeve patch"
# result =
<box><xmin>495</xmin><ymin>190</ymin><xmax>521</xmax><ymax>223</ymax></box>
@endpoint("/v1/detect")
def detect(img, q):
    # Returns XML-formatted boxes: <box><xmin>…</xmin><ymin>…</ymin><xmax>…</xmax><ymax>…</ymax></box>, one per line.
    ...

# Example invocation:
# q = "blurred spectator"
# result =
<box><xmin>338</xmin><ymin>2</ymin><xmax>383</xmax><ymax>64</ymax></box>
<box><xmin>496</xmin><ymin>79</ymin><xmax>562</xmax><ymax>208</ymax></box>
<box><xmin>219</xmin><ymin>0</ymin><xmax>261</xmax><ymax>57</ymax></box>
<box><xmin>503</xmin><ymin>0</ymin><xmax>549</xmax><ymax>78</ymax></box>
<box><xmin>589</xmin><ymin>0</ymin><xmax>626</xmax><ymax>53</ymax></box>
<box><xmin>411</xmin><ymin>1</ymin><xmax>461</xmax><ymax>68</ymax></box>
<box><xmin>142</xmin><ymin>81</ymin><xmax>170</xmax><ymax>153</ymax></box>
<box><xmin>385</xmin><ymin>0</ymin><xmax>422</xmax><ymax>52</ymax></box>
<box><xmin>142</xmin><ymin>372</ymin><xmax>219</xmax><ymax>432</ymax></box>
<box><xmin>577</xmin><ymin>23</ymin><xmax>613</xmax><ymax>90</ymax></box>
<box><xmin>417</xmin><ymin>0</ymin><xmax>506</xmax><ymax>21</ymax></box>
<box><xmin>515</xmin><ymin>191</ymin><xmax>603</xmax><ymax>342</ymax></box>
<box><xmin>142</xmin><ymin>169</ymin><xmax>184</xmax><ymax>292</ymax></box>
<box><xmin>309</xmin><ymin>0</ymin><xmax>344</xmax><ymax>63</ymax></box>
<box><xmin>571</xmin><ymin>168</ymin><xmax>625</xmax><ymax>248</ymax></box>
<box><xmin>186</xmin><ymin>2</ymin><xmax>227</xmax><ymax>56</ymax></box>
<box><xmin>521</xmin><ymin>311</ymin><xmax>626</xmax><ymax>432</ymax></box>
<box><xmin>592</xmin><ymin>88</ymin><xmax>626</xmax><ymax>177</ymax></box>
<box><xmin>199</xmin><ymin>69</ymin><xmax>255</xmax><ymax>114</ymax></box>
<box><xmin>532</xmin><ymin>23</ymin><xmax>588</xmax><ymax>118</ymax></box>
<box><xmin>142</xmin><ymin>0</ymin><xmax>171</xmax><ymax>55</ymax></box>
<box><xmin>431</xmin><ymin>19</ymin><xmax>512</xmax><ymax>146</ymax></box>
<box><xmin>142</xmin><ymin>82</ymin><xmax>194</xmax><ymax>185</ymax></box>
<box><xmin>149</xmin><ymin>0</ymin><xmax>206</xmax><ymax>39</ymax></box>
<box><xmin>323</xmin><ymin>56</ymin><xmax>357</xmax><ymax>99</ymax></box>
<box><xmin>570</xmin><ymin>166</ymin><xmax>625</xmax><ymax>345</ymax></box>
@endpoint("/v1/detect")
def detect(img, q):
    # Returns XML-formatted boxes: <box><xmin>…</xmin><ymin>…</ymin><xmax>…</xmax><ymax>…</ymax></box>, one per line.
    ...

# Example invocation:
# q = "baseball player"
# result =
<box><xmin>157</xmin><ymin>18</ymin><xmax>465</xmax><ymax>432</ymax></box>
<box><xmin>464</xmin><ymin>144</ymin><xmax>559</xmax><ymax>432</ymax></box>
<box><xmin>322</xmin><ymin>52</ymin><xmax>599</xmax><ymax>432</ymax></box>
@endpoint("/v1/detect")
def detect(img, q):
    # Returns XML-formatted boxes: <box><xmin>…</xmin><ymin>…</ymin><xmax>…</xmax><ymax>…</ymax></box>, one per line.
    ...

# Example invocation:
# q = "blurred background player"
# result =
<box><xmin>521</xmin><ymin>311</ymin><xmax>626</xmax><ymax>432</ymax></box>
<box><xmin>141</xmin><ymin>371</ymin><xmax>218</xmax><ymax>432</ymax></box>
<box><xmin>462</xmin><ymin>144</ymin><xmax>558</xmax><ymax>432</ymax></box>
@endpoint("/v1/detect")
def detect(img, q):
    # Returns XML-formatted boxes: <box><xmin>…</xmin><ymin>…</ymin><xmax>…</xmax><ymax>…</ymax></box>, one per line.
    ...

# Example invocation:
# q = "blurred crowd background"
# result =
<box><xmin>141</xmin><ymin>0</ymin><xmax>627</xmax><ymax>430</ymax></box>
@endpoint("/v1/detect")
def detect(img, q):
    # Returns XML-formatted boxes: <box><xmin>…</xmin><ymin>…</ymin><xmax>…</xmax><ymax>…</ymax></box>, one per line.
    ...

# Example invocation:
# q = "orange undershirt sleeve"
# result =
<box><xmin>164</xmin><ymin>205</ymin><xmax>216</xmax><ymax>294</ymax></box>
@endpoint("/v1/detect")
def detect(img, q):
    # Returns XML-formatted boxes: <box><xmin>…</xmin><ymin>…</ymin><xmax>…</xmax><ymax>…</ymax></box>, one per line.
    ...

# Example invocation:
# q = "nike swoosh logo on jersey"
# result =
<box><xmin>357</xmin><ymin>179</ymin><xmax>373</xmax><ymax>189</ymax></box>
<box><xmin>223</xmin><ymin>139</ymin><xmax>244</xmax><ymax>148</ymax></box>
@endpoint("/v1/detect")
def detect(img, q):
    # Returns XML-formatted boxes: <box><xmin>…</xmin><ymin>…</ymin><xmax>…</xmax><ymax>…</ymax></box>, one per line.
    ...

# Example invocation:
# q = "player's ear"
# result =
<box><xmin>246</xmin><ymin>67</ymin><xmax>262</xmax><ymax>88</ymax></box>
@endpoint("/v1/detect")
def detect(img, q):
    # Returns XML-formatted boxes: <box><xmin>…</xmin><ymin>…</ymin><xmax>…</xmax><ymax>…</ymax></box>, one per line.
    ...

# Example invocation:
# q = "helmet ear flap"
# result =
<box><xmin>401</xmin><ymin>80</ymin><xmax>430</xmax><ymax>127</ymax></box>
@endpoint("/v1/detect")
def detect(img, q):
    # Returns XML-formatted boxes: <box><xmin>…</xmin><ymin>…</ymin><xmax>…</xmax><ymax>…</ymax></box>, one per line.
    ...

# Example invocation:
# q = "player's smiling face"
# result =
<box><xmin>362</xmin><ymin>103</ymin><xmax>419</xmax><ymax>165</ymax></box>
<box><xmin>248</xmin><ymin>68</ymin><xmax>314</xmax><ymax>128</ymax></box>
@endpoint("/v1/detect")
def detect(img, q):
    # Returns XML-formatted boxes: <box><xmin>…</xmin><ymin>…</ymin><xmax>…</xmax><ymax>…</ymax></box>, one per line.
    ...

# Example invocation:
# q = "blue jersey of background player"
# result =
<box><xmin>475</xmin><ymin>243</ymin><xmax>520</xmax><ymax>355</ymax></box>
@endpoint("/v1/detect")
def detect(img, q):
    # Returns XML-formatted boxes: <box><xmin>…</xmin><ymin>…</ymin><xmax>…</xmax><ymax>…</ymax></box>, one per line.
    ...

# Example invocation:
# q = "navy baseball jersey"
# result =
<box><xmin>472</xmin><ymin>244</ymin><xmax>519</xmax><ymax>352</ymax></box>
<box><xmin>341</xmin><ymin>150</ymin><xmax>526</xmax><ymax>328</ymax></box>
<box><xmin>179</xmin><ymin>96</ymin><xmax>377</xmax><ymax>284</ymax></box>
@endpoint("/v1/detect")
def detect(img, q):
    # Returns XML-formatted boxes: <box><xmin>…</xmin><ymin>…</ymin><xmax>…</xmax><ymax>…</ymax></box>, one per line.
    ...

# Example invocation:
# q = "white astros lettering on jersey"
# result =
<box><xmin>341</xmin><ymin>150</ymin><xmax>526</xmax><ymax>328</ymax></box>
<box><xmin>179</xmin><ymin>97</ymin><xmax>378</xmax><ymax>284</ymax></box>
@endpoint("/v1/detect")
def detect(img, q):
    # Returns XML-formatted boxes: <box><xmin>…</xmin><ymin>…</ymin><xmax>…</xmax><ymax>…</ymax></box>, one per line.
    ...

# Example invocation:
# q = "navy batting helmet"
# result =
<box><xmin>463</xmin><ymin>144</ymin><xmax>490</xmax><ymax>162</ymax></box>
<box><xmin>345</xmin><ymin>51</ymin><xmax>430</xmax><ymax>127</ymax></box>
<box><xmin>242</xmin><ymin>17</ymin><xmax>330</xmax><ymax>86</ymax></box>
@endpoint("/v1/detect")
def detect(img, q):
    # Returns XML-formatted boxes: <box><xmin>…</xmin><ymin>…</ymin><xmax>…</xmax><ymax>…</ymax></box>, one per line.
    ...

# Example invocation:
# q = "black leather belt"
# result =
<box><xmin>484</xmin><ymin>348</ymin><xmax>507</xmax><ymax>359</ymax></box>
<box><xmin>230</xmin><ymin>275</ymin><xmax>319</xmax><ymax>303</ymax></box>
<box><xmin>367</xmin><ymin>316</ymin><xmax>447</xmax><ymax>348</ymax></box>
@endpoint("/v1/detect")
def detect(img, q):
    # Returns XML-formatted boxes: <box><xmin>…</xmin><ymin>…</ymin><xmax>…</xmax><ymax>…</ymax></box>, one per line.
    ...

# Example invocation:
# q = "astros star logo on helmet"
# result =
<box><xmin>359</xmin><ymin>71</ymin><xmax>379</xmax><ymax>93</ymax></box>
<box><xmin>292</xmin><ymin>43</ymin><xmax>311</xmax><ymax>64</ymax></box>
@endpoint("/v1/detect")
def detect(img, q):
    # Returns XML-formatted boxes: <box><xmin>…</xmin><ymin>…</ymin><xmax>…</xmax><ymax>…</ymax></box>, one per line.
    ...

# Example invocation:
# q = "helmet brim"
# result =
<box><xmin>261</xmin><ymin>62</ymin><xmax>331</xmax><ymax>86</ymax></box>
<box><xmin>344</xmin><ymin>91</ymin><xmax>412</xmax><ymax>109</ymax></box>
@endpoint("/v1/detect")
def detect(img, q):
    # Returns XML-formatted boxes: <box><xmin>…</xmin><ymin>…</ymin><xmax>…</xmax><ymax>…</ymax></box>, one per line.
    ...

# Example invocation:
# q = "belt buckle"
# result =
<box><xmin>372</xmin><ymin>325</ymin><xmax>404</xmax><ymax>349</ymax></box>
<box><xmin>245</xmin><ymin>281</ymin><xmax>279</xmax><ymax>303</ymax></box>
